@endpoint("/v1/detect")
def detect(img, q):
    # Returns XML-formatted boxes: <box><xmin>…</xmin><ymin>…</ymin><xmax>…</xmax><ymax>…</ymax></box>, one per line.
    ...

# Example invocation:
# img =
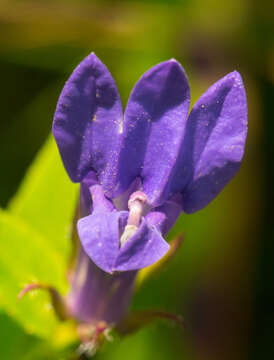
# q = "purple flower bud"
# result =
<box><xmin>53</xmin><ymin>53</ymin><xmax>247</xmax><ymax>325</ymax></box>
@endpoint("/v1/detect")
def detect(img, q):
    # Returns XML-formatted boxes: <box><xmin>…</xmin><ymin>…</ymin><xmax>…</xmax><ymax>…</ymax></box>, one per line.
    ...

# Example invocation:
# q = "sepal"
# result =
<box><xmin>117</xmin><ymin>310</ymin><xmax>184</xmax><ymax>336</ymax></box>
<box><xmin>18</xmin><ymin>282</ymin><xmax>69</xmax><ymax>321</ymax></box>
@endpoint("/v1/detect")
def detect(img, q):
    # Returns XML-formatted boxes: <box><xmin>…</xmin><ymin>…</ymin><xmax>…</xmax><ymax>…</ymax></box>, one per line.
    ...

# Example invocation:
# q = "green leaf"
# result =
<box><xmin>9</xmin><ymin>136</ymin><xmax>79</xmax><ymax>257</ymax></box>
<box><xmin>0</xmin><ymin>209</ymin><xmax>67</xmax><ymax>337</ymax></box>
<box><xmin>0</xmin><ymin>311</ymin><xmax>40</xmax><ymax>360</ymax></box>
<box><xmin>0</xmin><ymin>311</ymin><xmax>77</xmax><ymax>360</ymax></box>
<box><xmin>3</xmin><ymin>124</ymin><xmax>79</xmax><ymax>339</ymax></box>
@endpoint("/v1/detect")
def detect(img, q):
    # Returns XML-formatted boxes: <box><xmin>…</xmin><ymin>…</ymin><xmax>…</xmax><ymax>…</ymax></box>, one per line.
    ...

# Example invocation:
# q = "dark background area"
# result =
<box><xmin>0</xmin><ymin>0</ymin><xmax>273</xmax><ymax>359</ymax></box>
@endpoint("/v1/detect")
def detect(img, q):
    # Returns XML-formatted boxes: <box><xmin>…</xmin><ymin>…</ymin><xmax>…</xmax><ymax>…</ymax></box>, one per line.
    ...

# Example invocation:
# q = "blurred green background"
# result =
<box><xmin>0</xmin><ymin>0</ymin><xmax>273</xmax><ymax>359</ymax></box>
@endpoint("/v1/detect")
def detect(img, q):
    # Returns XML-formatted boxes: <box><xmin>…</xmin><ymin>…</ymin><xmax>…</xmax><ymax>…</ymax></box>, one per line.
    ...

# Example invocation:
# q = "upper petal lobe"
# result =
<box><xmin>53</xmin><ymin>53</ymin><xmax>123</xmax><ymax>193</ymax></box>
<box><xmin>115</xmin><ymin>60</ymin><xmax>190</xmax><ymax>205</ymax></box>
<box><xmin>171</xmin><ymin>71</ymin><xmax>247</xmax><ymax>213</ymax></box>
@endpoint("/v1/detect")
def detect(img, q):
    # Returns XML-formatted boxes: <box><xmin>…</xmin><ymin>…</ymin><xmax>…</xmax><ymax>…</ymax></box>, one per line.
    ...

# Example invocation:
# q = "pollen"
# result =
<box><xmin>118</xmin><ymin>119</ymin><xmax>123</xmax><ymax>134</ymax></box>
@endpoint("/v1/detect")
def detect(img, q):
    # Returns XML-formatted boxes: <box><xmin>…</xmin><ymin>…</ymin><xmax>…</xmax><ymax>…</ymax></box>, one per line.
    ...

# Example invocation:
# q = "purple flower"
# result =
<box><xmin>53</xmin><ymin>52</ymin><xmax>247</xmax><ymax>272</ymax></box>
<box><xmin>52</xmin><ymin>53</ymin><xmax>247</xmax><ymax>325</ymax></box>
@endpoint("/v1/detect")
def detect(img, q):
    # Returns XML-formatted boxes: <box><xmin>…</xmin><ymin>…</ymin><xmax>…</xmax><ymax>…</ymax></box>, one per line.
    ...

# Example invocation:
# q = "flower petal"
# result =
<box><xmin>78</xmin><ymin>210</ymin><xmax>169</xmax><ymax>273</ymax></box>
<box><xmin>145</xmin><ymin>194</ymin><xmax>182</xmax><ymax>235</ymax></box>
<box><xmin>53</xmin><ymin>53</ymin><xmax>123</xmax><ymax>192</ymax></box>
<box><xmin>116</xmin><ymin>59</ymin><xmax>190</xmax><ymax>205</ymax></box>
<box><xmin>115</xmin><ymin>218</ymin><xmax>169</xmax><ymax>272</ymax></box>
<box><xmin>172</xmin><ymin>71</ymin><xmax>247</xmax><ymax>213</ymax></box>
<box><xmin>77</xmin><ymin>210</ymin><xmax>122</xmax><ymax>273</ymax></box>
<box><xmin>80</xmin><ymin>171</ymin><xmax>98</xmax><ymax>216</ymax></box>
